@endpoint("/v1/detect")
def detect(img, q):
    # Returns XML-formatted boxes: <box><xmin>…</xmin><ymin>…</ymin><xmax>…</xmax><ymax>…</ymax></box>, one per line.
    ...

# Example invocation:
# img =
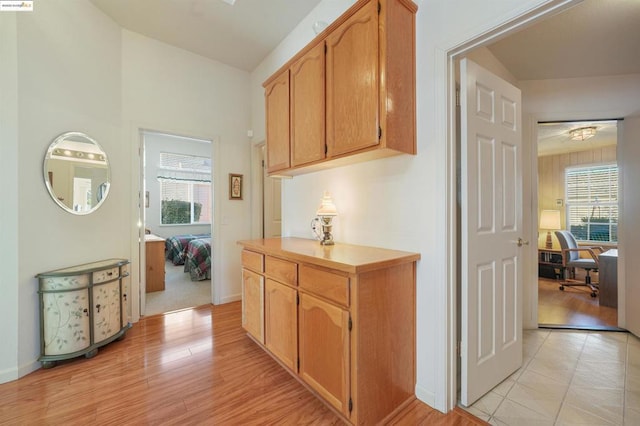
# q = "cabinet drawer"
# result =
<box><xmin>242</xmin><ymin>250</ymin><xmax>264</xmax><ymax>273</ymax></box>
<box><xmin>299</xmin><ymin>264</ymin><xmax>349</xmax><ymax>307</ymax></box>
<box><xmin>93</xmin><ymin>267</ymin><xmax>119</xmax><ymax>283</ymax></box>
<box><xmin>265</xmin><ymin>256</ymin><xmax>297</xmax><ymax>286</ymax></box>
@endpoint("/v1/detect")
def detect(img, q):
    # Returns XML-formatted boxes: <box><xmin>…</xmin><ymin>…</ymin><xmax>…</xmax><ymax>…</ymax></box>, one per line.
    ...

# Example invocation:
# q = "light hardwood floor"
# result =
<box><xmin>0</xmin><ymin>302</ymin><xmax>486</xmax><ymax>425</ymax></box>
<box><xmin>538</xmin><ymin>277</ymin><xmax>618</xmax><ymax>328</ymax></box>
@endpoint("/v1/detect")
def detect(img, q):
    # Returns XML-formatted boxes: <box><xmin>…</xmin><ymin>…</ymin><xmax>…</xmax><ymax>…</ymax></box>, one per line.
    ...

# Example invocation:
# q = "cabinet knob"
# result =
<box><xmin>96</xmin><ymin>304</ymin><xmax>101</xmax><ymax>313</ymax></box>
<box><xmin>83</xmin><ymin>308</ymin><xmax>89</xmax><ymax>316</ymax></box>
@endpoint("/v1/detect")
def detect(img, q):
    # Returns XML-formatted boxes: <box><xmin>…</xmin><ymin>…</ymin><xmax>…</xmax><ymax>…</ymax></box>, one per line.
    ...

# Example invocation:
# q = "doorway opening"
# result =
<box><xmin>536</xmin><ymin>119</ymin><xmax>620</xmax><ymax>330</ymax></box>
<box><xmin>140</xmin><ymin>130</ymin><xmax>214</xmax><ymax>316</ymax></box>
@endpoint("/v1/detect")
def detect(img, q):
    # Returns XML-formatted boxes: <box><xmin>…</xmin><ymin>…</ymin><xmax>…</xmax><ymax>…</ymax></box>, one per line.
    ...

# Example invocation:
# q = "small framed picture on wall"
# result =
<box><xmin>229</xmin><ymin>173</ymin><xmax>243</xmax><ymax>200</ymax></box>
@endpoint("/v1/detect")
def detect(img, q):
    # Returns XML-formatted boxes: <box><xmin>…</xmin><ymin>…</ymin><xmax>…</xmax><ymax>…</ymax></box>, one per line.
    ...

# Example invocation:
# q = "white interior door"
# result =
<box><xmin>460</xmin><ymin>58</ymin><xmax>523</xmax><ymax>406</ymax></box>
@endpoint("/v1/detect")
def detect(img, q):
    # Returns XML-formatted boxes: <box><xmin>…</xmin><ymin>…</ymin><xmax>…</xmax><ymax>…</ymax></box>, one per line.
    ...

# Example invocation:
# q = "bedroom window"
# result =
<box><xmin>158</xmin><ymin>153</ymin><xmax>212</xmax><ymax>225</ymax></box>
<box><xmin>565</xmin><ymin>164</ymin><xmax>618</xmax><ymax>243</ymax></box>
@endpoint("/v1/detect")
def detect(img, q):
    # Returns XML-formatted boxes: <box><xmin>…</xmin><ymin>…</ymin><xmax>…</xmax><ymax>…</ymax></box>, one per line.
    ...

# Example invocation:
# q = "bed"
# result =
<box><xmin>183</xmin><ymin>238</ymin><xmax>211</xmax><ymax>281</ymax></box>
<box><xmin>165</xmin><ymin>233</ymin><xmax>210</xmax><ymax>265</ymax></box>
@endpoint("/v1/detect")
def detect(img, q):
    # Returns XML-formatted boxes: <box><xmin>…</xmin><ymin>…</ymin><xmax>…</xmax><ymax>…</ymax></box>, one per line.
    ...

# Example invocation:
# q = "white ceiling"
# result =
<box><xmin>89</xmin><ymin>0</ymin><xmax>323</xmax><ymax>72</ymax></box>
<box><xmin>487</xmin><ymin>0</ymin><xmax>640</xmax><ymax>81</ymax></box>
<box><xmin>537</xmin><ymin>120</ymin><xmax>618</xmax><ymax>157</ymax></box>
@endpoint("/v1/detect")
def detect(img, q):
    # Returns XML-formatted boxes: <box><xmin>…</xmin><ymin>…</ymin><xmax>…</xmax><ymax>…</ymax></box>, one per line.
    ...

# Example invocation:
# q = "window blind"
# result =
<box><xmin>565</xmin><ymin>164</ymin><xmax>618</xmax><ymax>242</ymax></box>
<box><xmin>157</xmin><ymin>152</ymin><xmax>211</xmax><ymax>182</ymax></box>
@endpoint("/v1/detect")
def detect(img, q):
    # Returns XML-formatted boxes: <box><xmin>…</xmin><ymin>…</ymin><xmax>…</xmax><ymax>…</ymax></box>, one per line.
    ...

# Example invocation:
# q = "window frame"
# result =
<box><xmin>157</xmin><ymin>152</ymin><xmax>212</xmax><ymax>226</ymax></box>
<box><xmin>564</xmin><ymin>162</ymin><xmax>618</xmax><ymax>244</ymax></box>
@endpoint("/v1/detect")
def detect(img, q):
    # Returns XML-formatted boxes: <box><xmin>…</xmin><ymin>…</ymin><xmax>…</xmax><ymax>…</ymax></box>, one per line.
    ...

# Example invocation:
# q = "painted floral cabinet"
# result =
<box><xmin>37</xmin><ymin>258</ymin><xmax>130</xmax><ymax>368</ymax></box>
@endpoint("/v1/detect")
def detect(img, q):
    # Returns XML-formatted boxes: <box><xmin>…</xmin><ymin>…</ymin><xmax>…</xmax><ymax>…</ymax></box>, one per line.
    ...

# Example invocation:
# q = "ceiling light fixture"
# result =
<box><xmin>569</xmin><ymin>126</ymin><xmax>597</xmax><ymax>141</ymax></box>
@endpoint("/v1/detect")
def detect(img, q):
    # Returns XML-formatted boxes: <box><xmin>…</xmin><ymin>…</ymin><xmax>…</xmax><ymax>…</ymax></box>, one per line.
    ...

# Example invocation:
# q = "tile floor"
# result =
<box><xmin>461</xmin><ymin>329</ymin><xmax>640</xmax><ymax>425</ymax></box>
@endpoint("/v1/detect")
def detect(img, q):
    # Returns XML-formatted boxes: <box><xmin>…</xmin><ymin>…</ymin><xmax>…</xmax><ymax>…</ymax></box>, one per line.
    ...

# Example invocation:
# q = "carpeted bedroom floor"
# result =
<box><xmin>144</xmin><ymin>260</ymin><xmax>212</xmax><ymax>316</ymax></box>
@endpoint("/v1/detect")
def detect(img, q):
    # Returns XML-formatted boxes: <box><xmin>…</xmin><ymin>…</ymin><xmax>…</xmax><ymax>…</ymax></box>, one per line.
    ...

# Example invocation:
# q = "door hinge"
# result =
<box><xmin>297</xmin><ymin>358</ymin><xmax>300</xmax><ymax>370</ymax></box>
<box><xmin>324</xmin><ymin>44</ymin><xmax>327</xmax><ymax>54</ymax></box>
<box><xmin>325</xmin><ymin>144</ymin><xmax>328</xmax><ymax>155</ymax></box>
<box><xmin>457</xmin><ymin>341</ymin><xmax>461</xmax><ymax>357</ymax></box>
<box><xmin>261</xmin><ymin>159</ymin><xmax>265</xmax><ymax>168</ymax></box>
<box><xmin>456</xmin><ymin>89</ymin><xmax>460</xmax><ymax>107</ymax></box>
<box><xmin>349</xmin><ymin>397</ymin><xmax>353</xmax><ymax>413</ymax></box>
<box><xmin>297</xmin><ymin>293</ymin><xmax>300</xmax><ymax>305</ymax></box>
<box><xmin>348</xmin><ymin>316</ymin><xmax>352</xmax><ymax>332</ymax></box>
<box><xmin>378</xmin><ymin>126</ymin><xmax>382</xmax><ymax>140</ymax></box>
<box><xmin>378</xmin><ymin>2</ymin><xmax>381</xmax><ymax>14</ymax></box>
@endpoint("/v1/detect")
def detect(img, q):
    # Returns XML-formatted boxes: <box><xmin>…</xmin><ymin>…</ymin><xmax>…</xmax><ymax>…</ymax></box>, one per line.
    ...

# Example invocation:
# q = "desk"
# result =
<box><xmin>599</xmin><ymin>249</ymin><xmax>618</xmax><ymax>308</ymax></box>
<box><xmin>145</xmin><ymin>234</ymin><xmax>166</xmax><ymax>292</ymax></box>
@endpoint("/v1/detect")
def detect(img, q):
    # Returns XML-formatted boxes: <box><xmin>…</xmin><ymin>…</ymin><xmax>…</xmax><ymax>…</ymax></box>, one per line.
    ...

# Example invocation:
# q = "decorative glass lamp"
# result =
<box><xmin>539</xmin><ymin>210</ymin><xmax>561</xmax><ymax>249</ymax></box>
<box><xmin>316</xmin><ymin>191</ymin><xmax>338</xmax><ymax>245</ymax></box>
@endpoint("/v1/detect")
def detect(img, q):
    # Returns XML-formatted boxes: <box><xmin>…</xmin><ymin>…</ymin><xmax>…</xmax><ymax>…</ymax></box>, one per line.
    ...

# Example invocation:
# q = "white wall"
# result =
<box><xmin>620</xmin><ymin>116</ymin><xmax>640</xmax><ymax>336</ymax></box>
<box><xmin>250</xmin><ymin>0</ymin><xmax>576</xmax><ymax>412</ymax></box>
<box><xmin>122</xmin><ymin>30</ymin><xmax>251</xmax><ymax>306</ymax></box>
<box><xmin>143</xmin><ymin>132</ymin><xmax>212</xmax><ymax>238</ymax></box>
<box><xmin>2</xmin><ymin>0</ymin><xmax>126</xmax><ymax>379</ymax></box>
<box><xmin>0</xmin><ymin>13</ymin><xmax>20</xmax><ymax>383</ymax></box>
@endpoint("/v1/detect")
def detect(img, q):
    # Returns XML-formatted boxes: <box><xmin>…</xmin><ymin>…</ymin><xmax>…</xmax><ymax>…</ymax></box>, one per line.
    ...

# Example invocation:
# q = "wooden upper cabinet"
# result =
<box><xmin>263</xmin><ymin>0</ymin><xmax>417</xmax><ymax>176</ymax></box>
<box><xmin>326</xmin><ymin>0</ymin><xmax>379</xmax><ymax>157</ymax></box>
<box><xmin>291</xmin><ymin>42</ymin><xmax>326</xmax><ymax>167</ymax></box>
<box><xmin>265</xmin><ymin>70</ymin><xmax>290</xmax><ymax>173</ymax></box>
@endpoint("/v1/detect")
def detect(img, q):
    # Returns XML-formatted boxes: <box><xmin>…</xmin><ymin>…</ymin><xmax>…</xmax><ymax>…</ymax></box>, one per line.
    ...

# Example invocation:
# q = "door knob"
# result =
<box><xmin>516</xmin><ymin>237</ymin><xmax>529</xmax><ymax>247</ymax></box>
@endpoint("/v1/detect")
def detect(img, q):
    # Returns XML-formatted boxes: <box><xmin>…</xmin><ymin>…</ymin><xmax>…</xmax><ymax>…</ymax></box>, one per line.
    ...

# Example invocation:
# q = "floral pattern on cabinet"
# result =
<box><xmin>92</xmin><ymin>280</ymin><xmax>122</xmax><ymax>343</ymax></box>
<box><xmin>41</xmin><ymin>275</ymin><xmax>91</xmax><ymax>355</ymax></box>
<box><xmin>37</xmin><ymin>258</ymin><xmax>130</xmax><ymax>368</ymax></box>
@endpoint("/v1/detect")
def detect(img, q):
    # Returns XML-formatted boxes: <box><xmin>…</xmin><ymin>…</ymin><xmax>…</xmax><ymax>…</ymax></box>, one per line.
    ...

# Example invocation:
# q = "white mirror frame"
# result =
<box><xmin>43</xmin><ymin>131</ymin><xmax>111</xmax><ymax>215</ymax></box>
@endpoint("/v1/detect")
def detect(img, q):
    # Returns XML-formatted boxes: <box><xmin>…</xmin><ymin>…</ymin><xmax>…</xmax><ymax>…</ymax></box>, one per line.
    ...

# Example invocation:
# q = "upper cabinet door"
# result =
<box><xmin>291</xmin><ymin>42</ymin><xmax>326</xmax><ymax>167</ymax></box>
<box><xmin>265</xmin><ymin>70</ymin><xmax>291</xmax><ymax>173</ymax></box>
<box><xmin>326</xmin><ymin>1</ymin><xmax>379</xmax><ymax>157</ymax></box>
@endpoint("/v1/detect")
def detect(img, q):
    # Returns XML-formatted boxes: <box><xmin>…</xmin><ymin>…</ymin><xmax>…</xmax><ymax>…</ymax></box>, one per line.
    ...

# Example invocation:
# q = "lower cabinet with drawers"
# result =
<box><xmin>238</xmin><ymin>238</ymin><xmax>420</xmax><ymax>425</ymax></box>
<box><xmin>36</xmin><ymin>258</ymin><xmax>130</xmax><ymax>368</ymax></box>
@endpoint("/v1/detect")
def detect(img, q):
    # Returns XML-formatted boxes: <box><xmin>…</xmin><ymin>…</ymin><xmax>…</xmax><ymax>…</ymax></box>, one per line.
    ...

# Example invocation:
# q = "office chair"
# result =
<box><xmin>554</xmin><ymin>230</ymin><xmax>604</xmax><ymax>297</ymax></box>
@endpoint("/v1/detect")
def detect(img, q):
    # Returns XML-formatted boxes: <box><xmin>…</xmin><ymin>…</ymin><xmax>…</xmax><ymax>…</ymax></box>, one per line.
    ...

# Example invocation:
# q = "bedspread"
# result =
<box><xmin>165</xmin><ymin>233</ymin><xmax>210</xmax><ymax>265</ymax></box>
<box><xmin>184</xmin><ymin>238</ymin><xmax>211</xmax><ymax>281</ymax></box>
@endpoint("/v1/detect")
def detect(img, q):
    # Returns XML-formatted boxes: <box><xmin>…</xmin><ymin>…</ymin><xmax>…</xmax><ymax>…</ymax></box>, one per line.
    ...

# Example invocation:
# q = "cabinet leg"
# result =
<box><xmin>85</xmin><ymin>349</ymin><xmax>98</xmax><ymax>359</ymax></box>
<box><xmin>41</xmin><ymin>360</ymin><xmax>56</xmax><ymax>369</ymax></box>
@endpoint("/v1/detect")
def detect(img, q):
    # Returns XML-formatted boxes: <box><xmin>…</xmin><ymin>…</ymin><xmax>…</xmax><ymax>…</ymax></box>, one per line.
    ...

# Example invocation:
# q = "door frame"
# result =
<box><xmin>437</xmin><ymin>0</ymin><xmax>580</xmax><ymax>412</ymax></box>
<box><xmin>129</xmin><ymin>124</ymin><xmax>222</xmax><ymax>322</ymax></box>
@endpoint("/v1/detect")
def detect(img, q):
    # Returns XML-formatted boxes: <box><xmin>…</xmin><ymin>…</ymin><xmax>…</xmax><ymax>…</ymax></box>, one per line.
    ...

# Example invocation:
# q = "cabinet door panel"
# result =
<box><xmin>326</xmin><ymin>0</ymin><xmax>379</xmax><ymax>157</ymax></box>
<box><xmin>42</xmin><ymin>289</ymin><xmax>91</xmax><ymax>355</ymax></box>
<box><xmin>291</xmin><ymin>42</ymin><xmax>326</xmax><ymax>167</ymax></box>
<box><xmin>242</xmin><ymin>268</ymin><xmax>264</xmax><ymax>343</ymax></box>
<box><xmin>265</xmin><ymin>71</ymin><xmax>291</xmax><ymax>173</ymax></box>
<box><xmin>92</xmin><ymin>281</ymin><xmax>122</xmax><ymax>344</ymax></box>
<box><xmin>299</xmin><ymin>293</ymin><xmax>350</xmax><ymax>415</ymax></box>
<box><xmin>265</xmin><ymin>279</ymin><xmax>297</xmax><ymax>371</ymax></box>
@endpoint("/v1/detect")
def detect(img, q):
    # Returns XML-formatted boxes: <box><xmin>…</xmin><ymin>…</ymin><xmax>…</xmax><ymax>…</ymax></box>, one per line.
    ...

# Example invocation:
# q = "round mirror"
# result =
<box><xmin>43</xmin><ymin>132</ymin><xmax>110</xmax><ymax>215</ymax></box>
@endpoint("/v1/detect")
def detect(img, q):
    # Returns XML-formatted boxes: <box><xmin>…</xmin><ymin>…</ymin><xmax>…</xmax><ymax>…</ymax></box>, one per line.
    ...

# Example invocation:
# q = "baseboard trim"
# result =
<box><xmin>219</xmin><ymin>293</ymin><xmax>241</xmax><ymax>304</ymax></box>
<box><xmin>415</xmin><ymin>383</ymin><xmax>436</xmax><ymax>408</ymax></box>
<box><xmin>538</xmin><ymin>323</ymin><xmax>627</xmax><ymax>332</ymax></box>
